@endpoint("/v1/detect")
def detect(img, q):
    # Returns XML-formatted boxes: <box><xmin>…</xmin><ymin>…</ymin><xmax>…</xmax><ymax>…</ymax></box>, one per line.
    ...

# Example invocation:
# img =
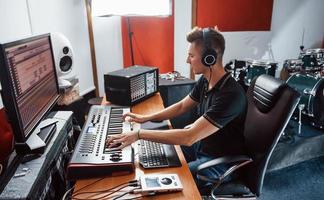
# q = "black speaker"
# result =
<box><xmin>159</xmin><ymin>78</ymin><xmax>198</xmax><ymax>128</ymax></box>
<box><xmin>201</xmin><ymin>28</ymin><xmax>217</xmax><ymax>67</ymax></box>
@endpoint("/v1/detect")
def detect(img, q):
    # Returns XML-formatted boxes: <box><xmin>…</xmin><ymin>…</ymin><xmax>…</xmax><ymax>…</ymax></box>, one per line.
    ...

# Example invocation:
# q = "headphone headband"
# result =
<box><xmin>203</xmin><ymin>28</ymin><xmax>212</xmax><ymax>49</ymax></box>
<box><xmin>202</xmin><ymin>28</ymin><xmax>217</xmax><ymax>67</ymax></box>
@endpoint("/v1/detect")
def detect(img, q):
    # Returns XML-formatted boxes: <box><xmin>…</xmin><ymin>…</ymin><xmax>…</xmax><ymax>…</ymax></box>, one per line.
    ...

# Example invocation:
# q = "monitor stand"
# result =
<box><xmin>37</xmin><ymin>122</ymin><xmax>57</xmax><ymax>144</ymax></box>
<box><xmin>15</xmin><ymin>119</ymin><xmax>58</xmax><ymax>154</ymax></box>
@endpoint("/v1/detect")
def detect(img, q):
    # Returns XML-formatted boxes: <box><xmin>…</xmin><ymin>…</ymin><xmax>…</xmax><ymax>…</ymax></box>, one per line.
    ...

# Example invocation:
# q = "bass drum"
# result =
<box><xmin>286</xmin><ymin>73</ymin><xmax>324</xmax><ymax>128</ymax></box>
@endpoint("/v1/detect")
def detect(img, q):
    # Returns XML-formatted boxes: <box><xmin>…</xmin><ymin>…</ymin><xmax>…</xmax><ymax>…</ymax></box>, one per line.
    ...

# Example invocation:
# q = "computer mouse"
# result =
<box><xmin>160</xmin><ymin>177</ymin><xmax>172</xmax><ymax>185</ymax></box>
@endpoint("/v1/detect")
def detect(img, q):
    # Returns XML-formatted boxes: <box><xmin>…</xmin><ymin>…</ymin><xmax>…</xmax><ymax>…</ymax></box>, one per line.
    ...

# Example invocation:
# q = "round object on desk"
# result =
<box><xmin>160</xmin><ymin>177</ymin><xmax>173</xmax><ymax>185</ymax></box>
<box><xmin>87</xmin><ymin>97</ymin><xmax>103</xmax><ymax>105</ymax></box>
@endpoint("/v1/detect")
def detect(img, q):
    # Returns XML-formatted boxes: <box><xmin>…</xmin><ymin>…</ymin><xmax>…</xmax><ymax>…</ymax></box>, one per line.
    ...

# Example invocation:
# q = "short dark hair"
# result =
<box><xmin>186</xmin><ymin>27</ymin><xmax>225</xmax><ymax>57</ymax></box>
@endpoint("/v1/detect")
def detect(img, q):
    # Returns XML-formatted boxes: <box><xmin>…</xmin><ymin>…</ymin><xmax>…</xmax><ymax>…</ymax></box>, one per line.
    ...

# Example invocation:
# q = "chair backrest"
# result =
<box><xmin>240</xmin><ymin>74</ymin><xmax>300</xmax><ymax>196</ymax></box>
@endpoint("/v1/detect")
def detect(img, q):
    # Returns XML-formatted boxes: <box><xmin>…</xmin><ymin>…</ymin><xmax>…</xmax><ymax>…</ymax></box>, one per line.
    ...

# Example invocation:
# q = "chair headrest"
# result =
<box><xmin>252</xmin><ymin>74</ymin><xmax>285</xmax><ymax>113</ymax></box>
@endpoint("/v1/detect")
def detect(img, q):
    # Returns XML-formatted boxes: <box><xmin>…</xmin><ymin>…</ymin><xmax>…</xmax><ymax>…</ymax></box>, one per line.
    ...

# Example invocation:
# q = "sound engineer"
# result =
<box><xmin>107</xmin><ymin>26</ymin><xmax>247</xmax><ymax>189</ymax></box>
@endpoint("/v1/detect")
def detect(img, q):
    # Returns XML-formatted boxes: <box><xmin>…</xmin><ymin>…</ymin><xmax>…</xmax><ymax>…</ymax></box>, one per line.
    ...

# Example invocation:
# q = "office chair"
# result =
<box><xmin>197</xmin><ymin>74</ymin><xmax>301</xmax><ymax>199</ymax></box>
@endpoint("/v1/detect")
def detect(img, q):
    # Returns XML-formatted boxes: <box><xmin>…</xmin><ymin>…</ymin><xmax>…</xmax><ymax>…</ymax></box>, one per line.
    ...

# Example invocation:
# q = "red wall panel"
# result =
<box><xmin>121</xmin><ymin>7</ymin><xmax>174</xmax><ymax>73</ymax></box>
<box><xmin>197</xmin><ymin>0</ymin><xmax>274</xmax><ymax>31</ymax></box>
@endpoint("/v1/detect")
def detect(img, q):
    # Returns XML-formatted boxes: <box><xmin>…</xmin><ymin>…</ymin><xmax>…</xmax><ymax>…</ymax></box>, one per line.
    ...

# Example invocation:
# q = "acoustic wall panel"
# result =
<box><xmin>196</xmin><ymin>0</ymin><xmax>274</xmax><ymax>31</ymax></box>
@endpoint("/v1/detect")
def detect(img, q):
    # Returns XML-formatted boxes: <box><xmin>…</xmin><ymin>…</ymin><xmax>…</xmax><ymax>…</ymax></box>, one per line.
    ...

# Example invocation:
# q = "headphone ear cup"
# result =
<box><xmin>201</xmin><ymin>49</ymin><xmax>217</xmax><ymax>67</ymax></box>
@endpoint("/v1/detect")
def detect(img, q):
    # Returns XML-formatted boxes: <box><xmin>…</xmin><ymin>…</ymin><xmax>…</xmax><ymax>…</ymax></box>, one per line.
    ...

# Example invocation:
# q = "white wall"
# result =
<box><xmin>0</xmin><ymin>0</ymin><xmax>31</xmax><ymax>43</ymax></box>
<box><xmin>0</xmin><ymin>0</ymin><xmax>94</xmax><ymax>95</ymax></box>
<box><xmin>27</xmin><ymin>0</ymin><xmax>94</xmax><ymax>95</ymax></box>
<box><xmin>270</xmin><ymin>0</ymin><xmax>324</xmax><ymax>70</ymax></box>
<box><xmin>223</xmin><ymin>32</ymin><xmax>273</xmax><ymax>63</ymax></box>
<box><xmin>0</xmin><ymin>0</ymin><xmax>33</xmax><ymax>90</ymax></box>
<box><xmin>174</xmin><ymin>0</ymin><xmax>192</xmax><ymax>78</ymax></box>
<box><xmin>92</xmin><ymin>16</ymin><xmax>124</xmax><ymax>96</ymax></box>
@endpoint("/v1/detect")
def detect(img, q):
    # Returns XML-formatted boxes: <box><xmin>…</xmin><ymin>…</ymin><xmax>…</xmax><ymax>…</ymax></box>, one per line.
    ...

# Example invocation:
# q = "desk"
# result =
<box><xmin>73</xmin><ymin>93</ymin><xmax>201</xmax><ymax>199</ymax></box>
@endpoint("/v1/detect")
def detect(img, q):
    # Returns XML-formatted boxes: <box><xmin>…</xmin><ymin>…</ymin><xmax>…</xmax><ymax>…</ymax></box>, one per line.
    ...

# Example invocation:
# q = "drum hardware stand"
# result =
<box><xmin>303</xmin><ymin>88</ymin><xmax>315</xmax><ymax>96</ymax></box>
<box><xmin>299</xmin><ymin>27</ymin><xmax>305</xmax><ymax>53</ymax></box>
<box><xmin>298</xmin><ymin>104</ymin><xmax>305</xmax><ymax>136</ymax></box>
<box><xmin>280</xmin><ymin>126</ymin><xmax>295</xmax><ymax>144</ymax></box>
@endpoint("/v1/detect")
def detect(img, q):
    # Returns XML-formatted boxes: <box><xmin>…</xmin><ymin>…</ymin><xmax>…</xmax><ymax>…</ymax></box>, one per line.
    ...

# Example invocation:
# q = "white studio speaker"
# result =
<box><xmin>50</xmin><ymin>32</ymin><xmax>77</xmax><ymax>89</ymax></box>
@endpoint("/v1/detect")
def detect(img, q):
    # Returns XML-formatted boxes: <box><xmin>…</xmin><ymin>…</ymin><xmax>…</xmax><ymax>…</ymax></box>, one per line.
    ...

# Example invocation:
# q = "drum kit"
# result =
<box><xmin>281</xmin><ymin>48</ymin><xmax>324</xmax><ymax>80</ymax></box>
<box><xmin>283</xmin><ymin>48</ymin><xmax>324</xmax><ymax>129</ymax></box>
<box><xmin>226</xmin><ymin>59</ymin><xmax>278</xmax><ymax>91</ymax></box>
<box><xmin>226</xmin><ymin>48</ymin><xmax>324</xmax><ymax>130</ymax></box>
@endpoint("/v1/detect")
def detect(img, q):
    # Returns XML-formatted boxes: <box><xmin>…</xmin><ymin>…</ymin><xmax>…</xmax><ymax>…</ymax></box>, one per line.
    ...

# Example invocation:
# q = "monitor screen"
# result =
<box><xmin>0</xmin><ymin>34</ymin><xmax>60</xmax><ymax>143</ymax></box>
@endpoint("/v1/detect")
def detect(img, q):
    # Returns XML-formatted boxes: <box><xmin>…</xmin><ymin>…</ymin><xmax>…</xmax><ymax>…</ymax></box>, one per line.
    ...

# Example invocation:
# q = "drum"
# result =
<box><xmin>313</xmin><ymin>48</ymin><xmax>324</xmax><ymax>64</ymax></box>
<box><xmin>280</xmin><ymin>59</ymin><xmax>303</xmax><ymax>81</ymax></box>
<box><xmin>245</xmin><ymin>60</ymin><xmax>278</xmax><ymax>85</ymax></box>
<box><xmin>300</xmin><ymin>48</ymin><xmax>324</xmax><ymax>62</ymax></box>
<box><xmin>299</xmin><ymin>48</ymin><xmax>324</xmax><ymax>72</ymax></box>
<box><xmin>225</xmin><ymin>59</ymin><xmax>246</xmax><ymax>80</ymax></box>
<box><xmin>283</xmin><ymin>59</ymin><xmax>303</xmax><ymax>73</ymax></box>
<box><xmin>286</xmin><ymin>73</ymin><xmax>324</xmax><ymax>128</ymax></box>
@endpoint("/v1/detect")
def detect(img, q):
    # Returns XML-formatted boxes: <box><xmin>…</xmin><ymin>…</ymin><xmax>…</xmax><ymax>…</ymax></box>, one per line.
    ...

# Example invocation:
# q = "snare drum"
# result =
<box><xmin>313</xmin><ymin>48</ymin><xmax>324</xmax><ymax>63</ymax></box>
<box><xmin>245</xmin><ymin>60</ymin><xmax>278</xmax><ymax>84</ymax></box>
<box><xmin>299</xmin><ymin>48</ymin><xmax>324</xmax><ymax>72</ymax></box>
<box><xmin>300</xmin><ymin>48</ymin><xmax>324</xmax><ymax>62</ymax></box>
<box><xmin>286</xmin><ymin>73</ymin><xmax>324</xmax><ymax>128</ymax></box>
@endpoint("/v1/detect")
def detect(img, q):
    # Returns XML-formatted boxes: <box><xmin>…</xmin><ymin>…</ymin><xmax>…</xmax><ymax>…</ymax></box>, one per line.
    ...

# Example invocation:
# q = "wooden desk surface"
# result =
<box><xmin>73</xmin><ymin>93</ymin><xmax>201</xmax><ymax>199</ymax></box>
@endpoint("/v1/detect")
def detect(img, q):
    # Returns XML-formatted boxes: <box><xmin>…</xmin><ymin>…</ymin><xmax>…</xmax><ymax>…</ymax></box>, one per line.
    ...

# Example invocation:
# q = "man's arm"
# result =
<box><xmin>138</xmin><ymin>116</ymin><xmax>218</xmax><ymax>146</ymax></box>
<box><xmin>107</xmin><ymin>116</ymin><xmax>218</xmax><ymax>148</ymax></box>
<box><xmin>124</xmin><ymin>95</ymin><xmax>199</xmax><ymax>123</ymax></box>
<box><xmin>149</xmin><ymin>95</ymin><xmax>198</xmax><ymax>121</ymax></box>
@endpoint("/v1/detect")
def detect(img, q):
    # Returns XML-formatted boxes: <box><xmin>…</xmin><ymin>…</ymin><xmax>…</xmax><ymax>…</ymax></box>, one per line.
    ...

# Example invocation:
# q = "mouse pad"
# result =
<box><xmin>141</xmin><ymin>120</ymin><xmax>169</xmax><ymax>130</ymax></box>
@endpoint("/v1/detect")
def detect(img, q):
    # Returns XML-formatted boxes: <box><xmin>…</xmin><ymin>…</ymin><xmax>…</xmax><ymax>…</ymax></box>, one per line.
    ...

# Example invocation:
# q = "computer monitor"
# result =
<box><xmin>0</xmin><ymin>34</ymin><xmax>60</xmax><ymax>145</ymax></box>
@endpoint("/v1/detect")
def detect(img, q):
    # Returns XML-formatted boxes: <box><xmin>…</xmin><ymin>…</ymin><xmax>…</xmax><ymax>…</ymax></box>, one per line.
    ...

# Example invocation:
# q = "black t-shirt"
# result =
<box><xmin>189</xmin><ymin>72</ymin><xmax>247</xmax><ymax>157</ymax></box>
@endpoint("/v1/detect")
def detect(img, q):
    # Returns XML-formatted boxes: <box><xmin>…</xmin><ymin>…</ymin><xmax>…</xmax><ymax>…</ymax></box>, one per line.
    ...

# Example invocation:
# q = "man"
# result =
<box><xmin>107</xmin><ymin>26</ymin><xmax>247</xmax><ymax>189</ymax></box>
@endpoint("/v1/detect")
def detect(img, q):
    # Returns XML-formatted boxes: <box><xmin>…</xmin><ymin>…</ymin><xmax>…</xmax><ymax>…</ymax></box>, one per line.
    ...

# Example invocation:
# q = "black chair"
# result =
<box><xmin>197</xmin><ymin>74</ymin><xmax>301</xmax><ymax>199</ymax></box>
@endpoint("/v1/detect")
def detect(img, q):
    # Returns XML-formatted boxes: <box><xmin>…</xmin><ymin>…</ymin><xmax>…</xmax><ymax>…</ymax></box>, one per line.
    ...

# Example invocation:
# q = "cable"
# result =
<box><xmin>73</xmin><ymin>177</ymin><xmax>107</xmax><ymax>195</ymax></box>
<box><xmin>73</xmin><ymin>182</ymin><xmax>126</xmax><ymax>197</ymax></box>
<box><xmin>62</xmin><ymin>186</ymin><xmax>74</xmax><ymax>200</ymax></box>
<box><xmin>208</xmin><ymin>67</ymin><xmax>213</xmax><ymax>85</ymax></box>
<box><xmin>133</xmin><ymin>35</ymin><xmax>147</xmax><ymax>65</ymax></box>
<box><xmin>204</xmin><ymin>67</ymin><xmax>213</xmax><ymax>98</ymax></box>
<box><xmin>73</xmin><ymin>184</ymin><xmax>129</xmax><ymax>200</ymax></box>
<box><xmin>72</xmin><ymin>180</ymin><xmax>139</xmax><ymax>200</ymax></box>
<box><xmin>111</xmin><ymin>188</ymin><xmax>137</xmax><ymax>200</ymax></box>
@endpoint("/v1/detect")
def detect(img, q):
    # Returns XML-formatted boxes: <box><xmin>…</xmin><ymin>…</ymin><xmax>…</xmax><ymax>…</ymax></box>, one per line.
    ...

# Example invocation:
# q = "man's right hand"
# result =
<box><xmin>123</xmin><ymin>112</ymin><xmax>149</xmax><ymax>123</ymax></box>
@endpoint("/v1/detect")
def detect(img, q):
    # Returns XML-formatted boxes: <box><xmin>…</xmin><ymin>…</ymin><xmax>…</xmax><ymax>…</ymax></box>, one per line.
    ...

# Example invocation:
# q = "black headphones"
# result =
<box><xmin>201</xmin><ymin>28</ymin><xmax>217</xmax><ymax>67</ymax></box>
